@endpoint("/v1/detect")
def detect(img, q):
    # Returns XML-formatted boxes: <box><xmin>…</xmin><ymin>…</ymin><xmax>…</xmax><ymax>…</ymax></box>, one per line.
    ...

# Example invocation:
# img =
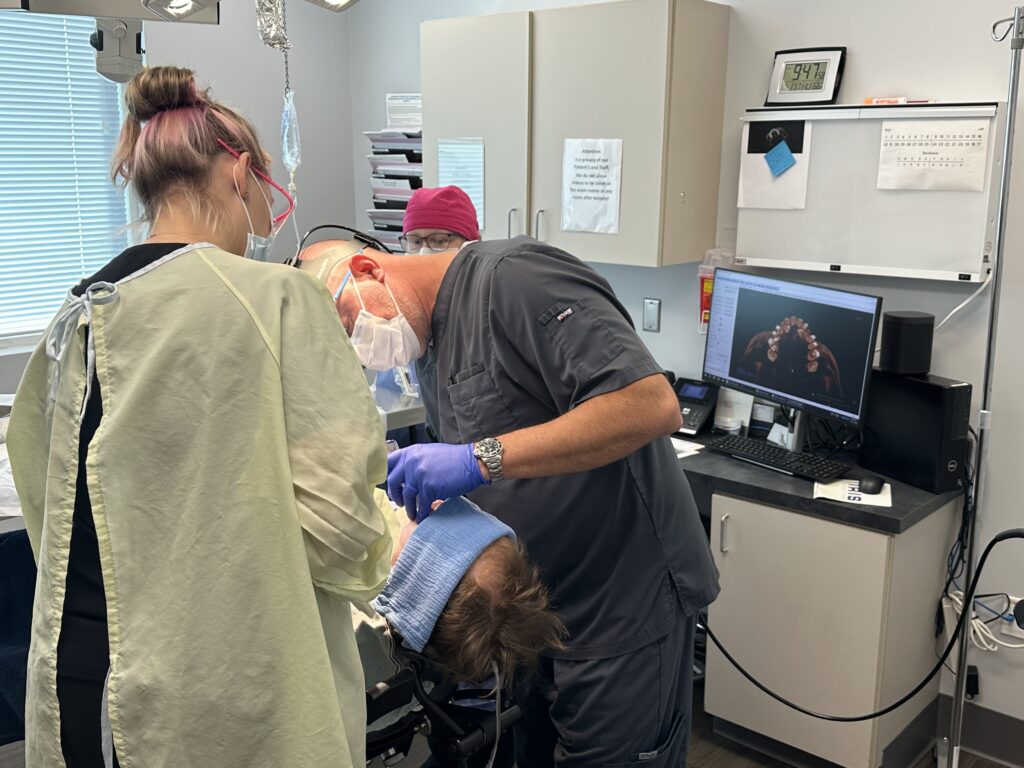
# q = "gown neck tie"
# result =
<box><xmin>45</xmin><ymin>281</ymin><xmax>120</xmax><ymax>424</ymax></box>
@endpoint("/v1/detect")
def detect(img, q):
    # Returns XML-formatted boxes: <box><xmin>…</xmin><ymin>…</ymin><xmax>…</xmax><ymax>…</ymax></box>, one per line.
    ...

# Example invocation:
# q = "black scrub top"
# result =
<box><xmin>59</xmin><ymin>243</ymin><xmax>188</xmax><ymax>683</ymax></box>
<box><xmin>421</xmin><ymin>236</ymin><xmax>719</xmax><ymax>660</ymax></box>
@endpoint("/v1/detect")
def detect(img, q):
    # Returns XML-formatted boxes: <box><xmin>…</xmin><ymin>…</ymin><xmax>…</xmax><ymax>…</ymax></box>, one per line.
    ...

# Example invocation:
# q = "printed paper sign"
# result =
<box><xmin>386</xmin><ymin>93</ymin><xmax>422</xmax><ymax>130</ymax></box>
<box><xmin>561</xmin><ymin>138</ymin><xmax>623</xmax><ymax>234</ymax></box>
<box><xmin>438</xmin><ymin>138</ymin><xmax>485</xmax><ymax>230</ymax></box>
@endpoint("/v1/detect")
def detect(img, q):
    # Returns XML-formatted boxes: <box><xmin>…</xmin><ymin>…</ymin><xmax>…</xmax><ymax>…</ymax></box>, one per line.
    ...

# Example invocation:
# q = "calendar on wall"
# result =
<box><xmin>877</xmin><ymin>119</ymin><xmax>990</xmax><ymax>191</ymax></box>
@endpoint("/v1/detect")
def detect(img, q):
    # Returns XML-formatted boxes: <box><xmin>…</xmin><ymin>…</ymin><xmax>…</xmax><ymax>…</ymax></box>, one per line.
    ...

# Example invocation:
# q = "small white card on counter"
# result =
<box><xmin>813</xmin><ymin>478</ymin><xmax>892</xmax><ymax>508</ymax></box>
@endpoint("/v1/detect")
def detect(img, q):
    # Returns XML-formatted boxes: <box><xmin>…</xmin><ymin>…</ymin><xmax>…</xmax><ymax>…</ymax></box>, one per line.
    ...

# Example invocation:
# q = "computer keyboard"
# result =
<box><xmin>706</xmin><ymin>435</ymin><xmax>849</xmax><ymax>482</ymax></box>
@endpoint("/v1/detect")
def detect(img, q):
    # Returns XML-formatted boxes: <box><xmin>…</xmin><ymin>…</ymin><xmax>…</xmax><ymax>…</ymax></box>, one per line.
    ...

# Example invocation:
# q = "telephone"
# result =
<box><xmin>673</xmin><ymin>378</ymin><xmax>719</xmax><ymax>435</ymax></box>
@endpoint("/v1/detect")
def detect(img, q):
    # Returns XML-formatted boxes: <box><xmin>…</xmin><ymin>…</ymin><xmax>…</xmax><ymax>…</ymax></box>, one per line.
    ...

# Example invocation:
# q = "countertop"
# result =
<box><xmin>679</xmin><ymin>446</ymin><xmax>962</xmax><ymax>535</ymax></box>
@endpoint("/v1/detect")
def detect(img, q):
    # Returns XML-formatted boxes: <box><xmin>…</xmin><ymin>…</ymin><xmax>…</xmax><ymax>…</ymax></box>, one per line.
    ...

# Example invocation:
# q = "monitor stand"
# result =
<box><xmin>768</xmin><ymin>408</ymin><xmax>807</xmax><ymax>454</ymax></box>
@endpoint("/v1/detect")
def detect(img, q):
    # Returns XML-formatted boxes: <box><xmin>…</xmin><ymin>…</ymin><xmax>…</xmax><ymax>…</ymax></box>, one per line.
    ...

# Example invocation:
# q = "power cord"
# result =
<box><xmin>701</xmin><ymin>528</ymin><xmax>1024</xmax><ymax>723</ymax></box>
<box><xmin>806</xmin><ymin>415</ymin><xmax>863</xmax><ymax>456</ymax></box>
<box><xmin>946</xmin><ymin>590</ymin><xmax>1024</xmax><ymax>651</ymax></box>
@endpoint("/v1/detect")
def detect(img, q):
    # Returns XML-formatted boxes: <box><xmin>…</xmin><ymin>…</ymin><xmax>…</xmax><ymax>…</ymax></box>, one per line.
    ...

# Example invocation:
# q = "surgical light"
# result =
<box><xmin>141</xmin><ymin>0</ymin><xmax>216</xmax><ymax>21</ymax></box>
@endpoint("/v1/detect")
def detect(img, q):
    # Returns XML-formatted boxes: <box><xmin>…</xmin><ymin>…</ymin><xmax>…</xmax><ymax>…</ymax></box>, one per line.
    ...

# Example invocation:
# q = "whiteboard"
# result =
<box><xmin>735</xmin><ymin>104</ymin><xmax>1002</xmax><ymax>283</ymax></box>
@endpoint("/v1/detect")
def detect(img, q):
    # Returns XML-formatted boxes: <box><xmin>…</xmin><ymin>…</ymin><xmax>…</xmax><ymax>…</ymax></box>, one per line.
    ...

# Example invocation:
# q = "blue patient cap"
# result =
<box><xmin>371</xmin><ymin>496</ymin><xmax>516</xmax><ymax>652</ymax></box>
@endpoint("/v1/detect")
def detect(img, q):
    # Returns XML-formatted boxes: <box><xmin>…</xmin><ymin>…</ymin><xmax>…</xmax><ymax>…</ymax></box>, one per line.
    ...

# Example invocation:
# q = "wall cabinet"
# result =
<box><xmin>422</xmin><ymin>0</ymin><xmax>729</xmax><ymax>267</ymax></box>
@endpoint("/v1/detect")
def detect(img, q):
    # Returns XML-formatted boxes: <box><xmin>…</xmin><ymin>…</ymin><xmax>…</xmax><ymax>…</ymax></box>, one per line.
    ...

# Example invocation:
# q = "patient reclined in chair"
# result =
<box><xmin>353</xmin><ymin>495</ymin><xmax>565</xmax><ymax>765</ymax></box>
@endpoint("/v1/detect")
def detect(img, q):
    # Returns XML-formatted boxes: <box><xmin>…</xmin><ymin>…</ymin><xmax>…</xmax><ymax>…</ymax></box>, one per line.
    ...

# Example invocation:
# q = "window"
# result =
<box><xmin>0</xmin><ymin>12</ymin><xmax>130</xmax><ymax>341</ymax></box>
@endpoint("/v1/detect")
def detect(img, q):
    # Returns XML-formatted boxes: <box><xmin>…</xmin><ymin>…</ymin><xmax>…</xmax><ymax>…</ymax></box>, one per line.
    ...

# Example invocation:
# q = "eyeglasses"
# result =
<box><xmin>398</xmin><ymin>232</ymin><xmax>462</xmax><ymax>253</ymax></box>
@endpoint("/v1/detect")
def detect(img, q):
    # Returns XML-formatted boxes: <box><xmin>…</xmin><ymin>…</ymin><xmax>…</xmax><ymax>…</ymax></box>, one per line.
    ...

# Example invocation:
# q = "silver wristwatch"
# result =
<box><xmin>472</xmin><ymin>437</ymin><xmax>505</xmax><ymax>482</ymax></box>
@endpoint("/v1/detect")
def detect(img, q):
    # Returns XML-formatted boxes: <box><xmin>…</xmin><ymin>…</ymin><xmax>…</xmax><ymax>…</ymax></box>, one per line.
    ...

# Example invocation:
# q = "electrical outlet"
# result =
<box><xmin>1001</xmin><ymin>597</ymin><xmax>1024</xmax><ymax>641</ymax></box>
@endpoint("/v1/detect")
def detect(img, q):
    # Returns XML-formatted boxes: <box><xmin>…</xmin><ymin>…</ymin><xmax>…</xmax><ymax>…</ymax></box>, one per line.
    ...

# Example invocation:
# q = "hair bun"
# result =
<box><xmin>125</xmin><ymin>66</ymin><xmax>203</xmax><ymax>121</ymax></box>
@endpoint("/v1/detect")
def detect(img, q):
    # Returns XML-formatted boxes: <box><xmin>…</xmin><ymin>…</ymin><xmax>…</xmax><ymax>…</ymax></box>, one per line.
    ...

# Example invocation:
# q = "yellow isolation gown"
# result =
<box><xmin>7</xmin><ymin>243</ymin><xmax>392</xmax><ymax>767</ymax></box>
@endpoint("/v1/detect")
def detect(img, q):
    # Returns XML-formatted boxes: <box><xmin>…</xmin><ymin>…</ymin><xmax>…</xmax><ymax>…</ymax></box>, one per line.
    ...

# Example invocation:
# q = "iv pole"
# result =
<box><xmin>945</xmin><ymin>8</ymin><xmax>1023</xmax><ymax>768</ymax></box>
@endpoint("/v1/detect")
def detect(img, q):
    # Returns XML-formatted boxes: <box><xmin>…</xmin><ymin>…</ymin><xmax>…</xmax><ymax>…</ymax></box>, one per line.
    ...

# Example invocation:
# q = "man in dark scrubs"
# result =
<box><xmin>334</xmin><ymin>235</ymin><xmax>719</xmax><ymax>767</ymax></box>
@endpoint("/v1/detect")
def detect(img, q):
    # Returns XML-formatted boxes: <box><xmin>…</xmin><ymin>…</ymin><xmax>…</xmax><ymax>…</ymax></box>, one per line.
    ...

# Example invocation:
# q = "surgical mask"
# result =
<box><xmin>341</xmin><ymin>270</ymin><xmax>422</xmax><ymax>371</ymax></box>
<box><xmin>220</xmin><ymin>139</ymin><xmax>295</xmax><ymax>262</ymax></box>
<box><xmin>238</xmin><ymin>179</ymin><xmax>276</xmax><ymax>262</ymax></box>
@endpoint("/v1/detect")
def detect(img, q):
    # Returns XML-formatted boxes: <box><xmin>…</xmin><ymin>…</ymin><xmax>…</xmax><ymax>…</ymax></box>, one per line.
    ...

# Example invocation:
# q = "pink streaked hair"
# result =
<box><xmin>111</xmin><ymin>66</ymin><xmax>269</xmax><ymax>224</ymax></box>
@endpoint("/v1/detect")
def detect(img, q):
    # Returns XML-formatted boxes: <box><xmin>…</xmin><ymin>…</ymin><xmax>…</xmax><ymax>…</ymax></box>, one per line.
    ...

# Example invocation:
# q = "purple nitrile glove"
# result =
<box><xmin>386</xmin><ymin>443</ymin><xmax>489</xmax><ymax>522</ymax></box>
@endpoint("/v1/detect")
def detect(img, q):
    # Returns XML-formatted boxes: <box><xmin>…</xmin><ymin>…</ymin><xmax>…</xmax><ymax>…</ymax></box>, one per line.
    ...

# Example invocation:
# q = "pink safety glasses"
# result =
<box><xmin>217</xmin><ymin>139</ymin><xmax>295</xmax><ymax>233</ymax></box>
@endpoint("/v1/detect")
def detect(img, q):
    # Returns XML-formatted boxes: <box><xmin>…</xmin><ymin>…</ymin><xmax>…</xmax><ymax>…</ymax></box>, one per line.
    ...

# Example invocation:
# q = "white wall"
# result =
<box><xmin>145</xmin><ymin>0</ymin><xmax>355</xmax><ymax>261</ymax></box>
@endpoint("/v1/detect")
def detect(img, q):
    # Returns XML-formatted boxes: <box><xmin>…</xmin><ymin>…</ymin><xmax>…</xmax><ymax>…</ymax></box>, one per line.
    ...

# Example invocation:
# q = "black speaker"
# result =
<box><xmin>879</xmin><ymin>311</ymin><xmax>934</xmax><ymax>374</ymax></box>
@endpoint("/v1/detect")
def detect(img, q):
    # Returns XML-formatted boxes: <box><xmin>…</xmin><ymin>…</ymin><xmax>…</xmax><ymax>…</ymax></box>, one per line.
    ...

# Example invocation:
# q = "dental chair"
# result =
<box><xmin>365</xmin><ymin>649</ymin><xmax>519</xmax><ymax>768</ymax></box>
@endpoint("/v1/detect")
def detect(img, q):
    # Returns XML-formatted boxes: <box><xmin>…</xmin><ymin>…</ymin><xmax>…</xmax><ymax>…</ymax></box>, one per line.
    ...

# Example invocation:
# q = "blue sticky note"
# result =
<box><xmin>765</xmin><ymin>140</ymin><xmax>796</xmax><ymax>177</ymax></box>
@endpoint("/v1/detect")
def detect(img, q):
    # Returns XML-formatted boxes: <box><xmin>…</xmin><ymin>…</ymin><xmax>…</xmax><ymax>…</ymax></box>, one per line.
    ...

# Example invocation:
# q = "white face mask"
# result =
<box><xmin>343</xmin><ymin>271</ymin><xmax>422</xmax><ymax>371</ymax></box>
<box><xmin>234</xmin><ymin>167</ymin><xmax>276</xmax><ymax>262</ymax></box>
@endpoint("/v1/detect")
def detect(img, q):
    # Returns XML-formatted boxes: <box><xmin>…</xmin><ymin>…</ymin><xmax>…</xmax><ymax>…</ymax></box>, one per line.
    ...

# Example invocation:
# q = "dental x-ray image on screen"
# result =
<box><xmin>703</xmin><ymin>269</ymin><xmax>881</xmax><ymax>424</ymax></box>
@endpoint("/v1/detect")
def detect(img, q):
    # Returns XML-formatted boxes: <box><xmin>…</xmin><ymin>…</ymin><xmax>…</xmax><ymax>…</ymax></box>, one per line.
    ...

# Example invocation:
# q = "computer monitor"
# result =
<box><xmin>702</xmin><ymin>269</ymin><xmax>882</xmax><ymax>425</ymax></box>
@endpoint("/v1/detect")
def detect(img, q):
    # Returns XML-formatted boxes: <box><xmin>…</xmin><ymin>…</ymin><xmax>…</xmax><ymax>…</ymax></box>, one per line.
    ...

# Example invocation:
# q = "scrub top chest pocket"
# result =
<box><xmin>446</xmin><ymin>364</ymin><xmax>520</xmax><ymax>443</ymax></box>
<box><xmin>539</xmin><ymin>299</ymin><xmax>626</xmax><ymax>382</ymax></box>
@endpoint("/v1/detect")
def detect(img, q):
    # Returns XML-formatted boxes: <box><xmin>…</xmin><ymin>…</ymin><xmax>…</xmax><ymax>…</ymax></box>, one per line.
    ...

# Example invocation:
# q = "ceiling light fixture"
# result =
<box><xmin>140</xmin><ymin>0</ymin><xmax>216</xmax><ymax>21</ymax></box>
<box><xmin>302</xmin><ymin>0</ymin><xmax>360</xmax><ymax>11</ymax></box>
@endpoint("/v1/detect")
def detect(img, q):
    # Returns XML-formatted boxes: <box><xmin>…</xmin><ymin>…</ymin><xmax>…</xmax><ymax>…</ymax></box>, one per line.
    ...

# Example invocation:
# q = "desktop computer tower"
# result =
<box><xmin>859</xmin><ymin>369</ymin><xmax>972</xmax><ymax>494</ymax></box>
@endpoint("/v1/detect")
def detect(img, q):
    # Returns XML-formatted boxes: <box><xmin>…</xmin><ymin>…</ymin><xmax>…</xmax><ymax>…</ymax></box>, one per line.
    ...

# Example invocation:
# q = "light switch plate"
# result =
<box><xmin>642</xmin><ymin>298</ymin><xmax>661</xmax><ymax>332</ymax></box>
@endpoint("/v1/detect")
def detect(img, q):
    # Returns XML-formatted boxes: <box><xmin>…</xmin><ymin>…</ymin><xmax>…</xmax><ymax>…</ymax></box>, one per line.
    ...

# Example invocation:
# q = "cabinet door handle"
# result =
<box><xmin>534</xmin><ymin>209</ymin><xmax>544</xmax><ymax>240</ymax></box>
<box><xmin>720</xmin><ymin>513</ymin><xmax>730</xmax><ymax>553</ymax></box>
<box><xmin>507</xmin><ymin>208</ymin><xmax>518</xmax><ymax>238</ymax></box>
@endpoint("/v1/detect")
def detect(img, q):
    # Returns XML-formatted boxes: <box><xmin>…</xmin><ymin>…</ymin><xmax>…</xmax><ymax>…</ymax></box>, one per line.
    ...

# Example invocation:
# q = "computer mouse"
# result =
<box><xmin>858</xmin><ymin>475</ymin><xmax>885</xmax><ymax>495</ymax></box>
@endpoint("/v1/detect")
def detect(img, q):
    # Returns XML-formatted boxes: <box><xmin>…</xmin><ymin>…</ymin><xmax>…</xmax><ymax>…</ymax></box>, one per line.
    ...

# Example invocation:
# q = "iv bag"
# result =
<box><xmin>282</xmin><ymin>90</ymin><xmax>301</xmax><ymax>174</ymax></box>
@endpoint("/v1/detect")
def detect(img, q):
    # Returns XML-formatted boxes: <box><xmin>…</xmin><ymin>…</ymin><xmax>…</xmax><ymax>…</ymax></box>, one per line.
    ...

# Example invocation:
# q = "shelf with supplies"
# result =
<box><xmin>364</xmin><ymin>129</ymin><xmax>423</xmax><ymax>252</ymax></box>
<box><xmin>735</xmin><ymin>102</ymin><xmax>1003</xmax><ymax>282</ymax></box>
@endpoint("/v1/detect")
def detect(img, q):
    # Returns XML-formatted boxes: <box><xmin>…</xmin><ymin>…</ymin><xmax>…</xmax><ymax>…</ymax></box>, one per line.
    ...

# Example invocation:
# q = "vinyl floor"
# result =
<box><xmin>2</xmin><ymin>685</ymin><xmax>1007</xmax><ymax>768</ymax></box>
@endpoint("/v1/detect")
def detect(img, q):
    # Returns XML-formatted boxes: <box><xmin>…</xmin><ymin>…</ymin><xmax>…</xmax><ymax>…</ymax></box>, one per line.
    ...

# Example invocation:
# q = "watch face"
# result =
<box><xmin>475</xmin><ymin>438</ymin><xmax>502</xmax><ymax>457</ymax></box>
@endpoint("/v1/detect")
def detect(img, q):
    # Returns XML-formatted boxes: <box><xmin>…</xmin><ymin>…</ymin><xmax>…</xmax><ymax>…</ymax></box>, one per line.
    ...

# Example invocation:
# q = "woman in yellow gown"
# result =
<box><xmin>7</xmin><ymin>66</ymin><xmax>391</xmax><ymax>767</ymax></box>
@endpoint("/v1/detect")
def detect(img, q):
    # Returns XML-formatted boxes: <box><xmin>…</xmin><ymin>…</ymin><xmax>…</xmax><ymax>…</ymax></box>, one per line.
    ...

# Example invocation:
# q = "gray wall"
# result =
<box><xmin>0</xmin><ymin>351</ymin><xmax>29</xmax><ymax>393</ymax></box>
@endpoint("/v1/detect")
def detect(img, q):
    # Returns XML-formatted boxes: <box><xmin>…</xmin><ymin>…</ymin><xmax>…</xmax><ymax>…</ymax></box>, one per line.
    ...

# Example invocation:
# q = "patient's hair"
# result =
<box><xmin>421</xmin><ymin>538</ymin><xmax>566</xmax><ymax>684</ymax></box>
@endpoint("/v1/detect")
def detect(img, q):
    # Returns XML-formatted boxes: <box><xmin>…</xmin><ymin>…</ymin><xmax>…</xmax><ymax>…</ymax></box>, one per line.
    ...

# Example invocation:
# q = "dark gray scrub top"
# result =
<box><xmin>418</xmin><ymin>237</ymin><xmax>719</xmax><ymax>660</ymax></box>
